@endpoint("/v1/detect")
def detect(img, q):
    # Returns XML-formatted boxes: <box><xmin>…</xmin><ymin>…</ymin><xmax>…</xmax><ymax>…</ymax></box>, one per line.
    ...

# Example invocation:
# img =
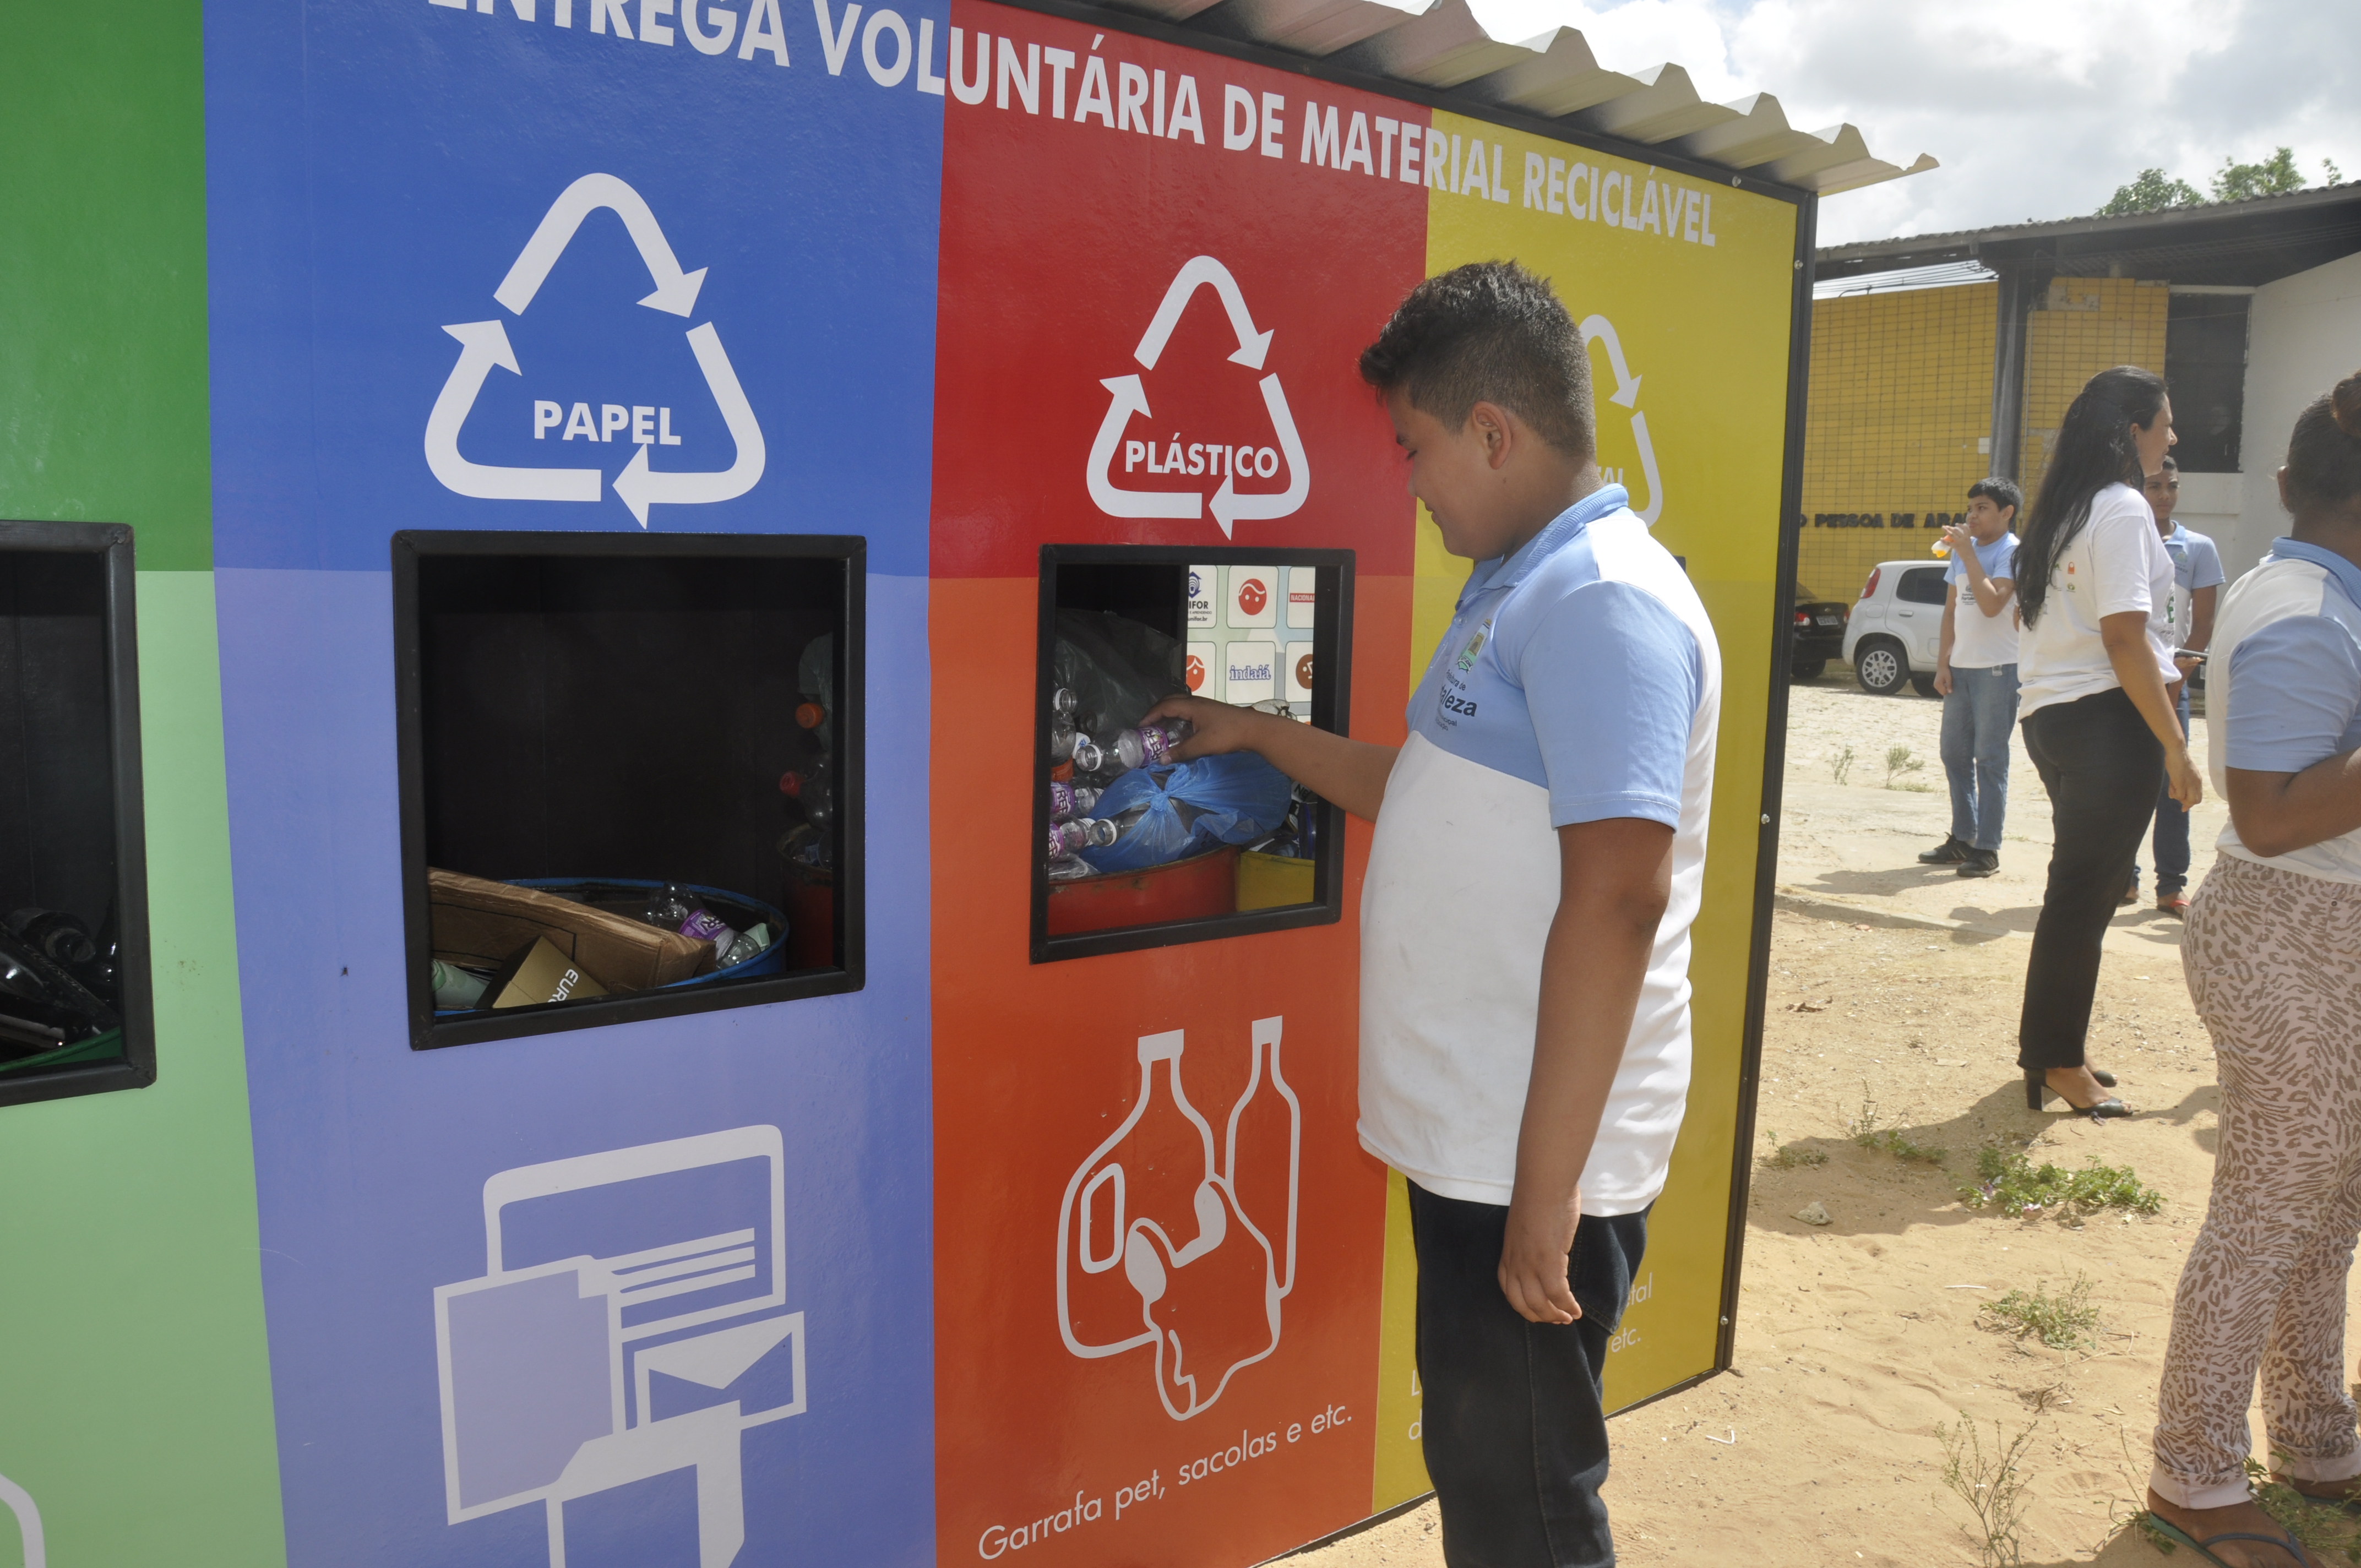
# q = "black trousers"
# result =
<box><xmin>1410</xmin><ymin>1182</ymin><xmax>1648</xmax><ymax>1568</ymax></box>
<box><xmin>2017</xmin><ymin>685</ymin><xmax>2164</xmax><ymax>1070</ymax></box>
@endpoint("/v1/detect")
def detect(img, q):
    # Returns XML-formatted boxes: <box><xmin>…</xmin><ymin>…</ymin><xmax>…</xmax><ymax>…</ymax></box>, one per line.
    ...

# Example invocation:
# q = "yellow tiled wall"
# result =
<box><xmin>1798</xmin><ymin>282</ymin><xmax>1995</xmax><ymax>601</ymax></box>
<box><xmin>2017</xmin><ymin>277</ymin><xmax>2169</xmax><ymax>499</ymax></box>
<box><xmin>1797</xmin><ymin>276</ymin><xmax>2170</xmax><ymax>614</ymax></box>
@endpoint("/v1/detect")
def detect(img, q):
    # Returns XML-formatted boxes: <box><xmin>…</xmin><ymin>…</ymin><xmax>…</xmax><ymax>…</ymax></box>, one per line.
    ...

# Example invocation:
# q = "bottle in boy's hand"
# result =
<box><xmin>1112</xmin><ymin>717</ymin><xmax>1193</xmax><ymax>770</ymax></box>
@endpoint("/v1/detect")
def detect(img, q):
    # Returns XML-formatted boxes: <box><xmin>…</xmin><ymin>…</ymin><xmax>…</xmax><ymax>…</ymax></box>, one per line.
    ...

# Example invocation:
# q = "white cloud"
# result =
<box><xmin>1468</xmin><ymin>0</ymin><xmax>2361</xmax><ymax>246</ymax></box>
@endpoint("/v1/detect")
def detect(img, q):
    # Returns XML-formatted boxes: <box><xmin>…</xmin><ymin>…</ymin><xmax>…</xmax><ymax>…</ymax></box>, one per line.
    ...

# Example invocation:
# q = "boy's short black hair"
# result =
<box><xmin>2156</xmin><ymin>454</ymin><xmax>2179</xmax><ymax>474</ymax></box>
<box><xmin>1967</xmin><ymin>476</ymin><xmax>2023</xmax><ymax>516</ymax></box>
<box><xmin>1358</xmin><ymin>261</ymin><xmax>1594</xmax><ymax>459</ymax></box>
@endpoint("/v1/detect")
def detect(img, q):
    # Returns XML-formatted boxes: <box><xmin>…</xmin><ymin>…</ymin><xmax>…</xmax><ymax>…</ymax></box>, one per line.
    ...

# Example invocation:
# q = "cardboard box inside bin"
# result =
<box><xmin>427</xmin><ymin>868</ymin><xmax>713</xmax><ymax>994</ymax></box>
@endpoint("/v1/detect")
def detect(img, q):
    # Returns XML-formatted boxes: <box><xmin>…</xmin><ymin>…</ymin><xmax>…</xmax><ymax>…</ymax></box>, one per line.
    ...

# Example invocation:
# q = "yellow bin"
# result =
<box><xmin>1235</xmin><ymin>848</ymin><xmax>1315</xmax><ymax>911</ymax></box>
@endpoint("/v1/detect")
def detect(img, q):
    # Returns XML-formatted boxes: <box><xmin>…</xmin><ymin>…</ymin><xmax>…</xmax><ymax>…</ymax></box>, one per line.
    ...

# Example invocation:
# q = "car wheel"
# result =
<box><xmin>1911</xmin><ymin>673</ymin><xmax>1938</xmax><ymax>698</ymax></box>
<box><xmin>1854</xmin><ymin>639</ymin><xmax>1907</xmax><ymax>696</ymax></box>
<box><xmin>1791</xmin><ymin>659</ymin><xmax>1827</xmax><ymax>683</ymax></box>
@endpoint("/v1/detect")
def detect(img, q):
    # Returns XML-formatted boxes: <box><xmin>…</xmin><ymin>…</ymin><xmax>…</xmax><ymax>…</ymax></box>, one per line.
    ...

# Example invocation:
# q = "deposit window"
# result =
<box><xmin>392</xmin><ymin>531</ymin><xmax>863</xmax><ymax>1049</ymax></box>
<box><xmin>0</xmin><ymin>521</ymin><xmax>155</xmax><ymax>1109</ymax></box>
<box><xmin>1031</xmin><ymin>545</ymin><xmax>1352</xmax><ymax>963</ymax></box>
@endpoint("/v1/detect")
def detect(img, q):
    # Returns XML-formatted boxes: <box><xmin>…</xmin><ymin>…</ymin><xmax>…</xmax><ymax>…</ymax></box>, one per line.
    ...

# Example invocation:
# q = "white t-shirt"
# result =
<box><xmin>1944</xmin><ymin>532</ymin><xmax>2020</xmax><ymax>669</ymax></box>
<box><xmin>1359</xmin><ymin>488</ymin><xmax>1719</xmax><ymax>1215</ymax></box>
<box><xmin>2017</xmin><ymin>483</ymin><xmax>2179</xmax><ymax>718</ymax></box>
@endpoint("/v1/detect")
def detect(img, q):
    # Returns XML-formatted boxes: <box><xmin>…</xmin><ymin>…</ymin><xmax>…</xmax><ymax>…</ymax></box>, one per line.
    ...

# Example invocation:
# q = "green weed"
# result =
<box><xmin>1884</xmin><ymin>743</ymin><xmax>1926</xmax><ymax>788</ymax></box>
<box><xmin>1978</xmin><ymin>1273</ymin><xmax>2099</xmax><ymax>1351</ymax></box>
<box><xmin>1938</xmin><ymin>1413</ymin><xmax>2040</xmax><ymax>1567</ymax></box>
<box><xmin>1760</xmin><ymin>1130</ymin><xmax>1827</xmax><ymax>1169</ymax></box>
<box><xmin>1829</xmin><ymin>744</ymin><xmax>1856</xmax><ymax>785</ymax></box>
<box><xmin>1963</xmin><ymin>1145</ymin><xmax>2164</xmax><ymax>1217</ymax></box>
<box><xmin>1847</xmin><ymin>1089</ymin><xmax>1945</xmax><ymax>1164</ymax></box>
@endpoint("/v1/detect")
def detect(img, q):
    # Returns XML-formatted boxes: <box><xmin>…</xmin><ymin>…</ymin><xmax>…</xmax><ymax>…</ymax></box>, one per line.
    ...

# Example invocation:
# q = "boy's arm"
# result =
<box><xmin>1145</xmin><ymin>693</ymin><xmax>1398</xmax><ymax>821</ymax></box>
<box><xmin>1499</xmin><ymin>815</ymin><xmax>1673</xmax><ymax>1324</ymax></box>
<box><xmin>1957</xmin><ymin>548</ymin><xmax>2014</xmax><ymax>618</ymax></box>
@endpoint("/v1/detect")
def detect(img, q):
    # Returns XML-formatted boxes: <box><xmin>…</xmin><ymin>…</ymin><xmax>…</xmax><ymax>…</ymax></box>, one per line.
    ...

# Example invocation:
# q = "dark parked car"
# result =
<box><xmin>1788</xmin><ymin>584</ymin><xmax>1848</xmax><ymax>681</ymax></box>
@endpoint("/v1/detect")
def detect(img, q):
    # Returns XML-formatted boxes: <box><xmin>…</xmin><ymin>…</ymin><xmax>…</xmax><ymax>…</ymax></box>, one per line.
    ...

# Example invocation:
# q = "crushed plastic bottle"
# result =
<box><xmin>1046</xmin><ymin>854</ymin><xmax>1096</xmax><ymax>882</ymax></box>
<box><xmin>1047</xmin><ymin>818</ymin><xmax>1119</xmax><ymax>858</ymax></box>
<box><xmin>1050</xmin><ymin>781</ymin><xmax>1101</xmax><ymax>821</ymax></box>
<box><xmin>646</xmin><ymin>882</ymin><xmax>749</xmax><ymax>965</ymax></box>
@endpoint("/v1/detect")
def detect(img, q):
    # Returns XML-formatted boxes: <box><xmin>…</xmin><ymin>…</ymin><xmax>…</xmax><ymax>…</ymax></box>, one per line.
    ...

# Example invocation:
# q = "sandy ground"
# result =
<box><xmin>1290</xmin><ymin>673</ymin><xmax>2361</xmax><ymax>1567</ymax></box>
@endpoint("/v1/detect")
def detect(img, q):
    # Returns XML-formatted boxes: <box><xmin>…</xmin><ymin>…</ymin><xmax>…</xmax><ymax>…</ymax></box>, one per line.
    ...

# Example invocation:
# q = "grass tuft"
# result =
<box><xmin>1938</xmin><ymin>1413</ymin><xmax>2040</xmax><ymax>1567</ymax></box>
<box><xmin>1847</xmin><ymin>1089</ymin><xmax>1945</xmax><ymax>1164</ymax></box>
<box><xmin>1760</xmin><ymin>1129</ymin><xmax>1827</xmax><ymax>1169</ymax></box>
<box><xmin>1978</xmin><ymin>1273</ymin><xmax>2099</xmax><ymax>1351</ymax></box>
<box><xmin>1962</xmin><ymin>1145</ymin><xmax>2164</xmax><ymax>1217</ymax></box>
<box><xmin>1829</xmin><ymin>744</ymin><xmax>1856</xmax><ymax>785</ymax></box>
<box><xmin>1884</xmin><ymin>744</ymin><xmax>1926</xmax><ymax>788</ymax></box>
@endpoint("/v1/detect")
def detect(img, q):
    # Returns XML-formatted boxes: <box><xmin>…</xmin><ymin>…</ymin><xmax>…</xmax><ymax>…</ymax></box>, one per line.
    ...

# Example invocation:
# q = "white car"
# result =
<box><xmin>1841</xmin><ymin>556</ymin><xmax>1950</xmax><ymax>697</ymax></box>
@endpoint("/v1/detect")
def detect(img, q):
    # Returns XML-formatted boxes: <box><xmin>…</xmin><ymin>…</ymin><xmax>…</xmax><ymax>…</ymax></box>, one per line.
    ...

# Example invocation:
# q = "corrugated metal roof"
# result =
<box><xmin>1077</xmin><ymin>0</ymin><xmax>1936</xmax><ymax>194</ymax></box>
<box><xmin>1818</xmin><ymin>181</ymin><xmax>2361</xmax><ymax>270</ymax></box>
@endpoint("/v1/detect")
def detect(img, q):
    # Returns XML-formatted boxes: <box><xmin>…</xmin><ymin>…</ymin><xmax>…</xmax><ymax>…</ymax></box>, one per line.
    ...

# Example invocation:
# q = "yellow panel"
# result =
<box><xmin>1380</xmin><ymin>115</ymin><xmax>1797</xmax><ymax>1415</ymax></box>
<box><xmin>1371</xmin><ymin>1168</ymin><xmax>1430</xmax><ymax>1512</ymax></box>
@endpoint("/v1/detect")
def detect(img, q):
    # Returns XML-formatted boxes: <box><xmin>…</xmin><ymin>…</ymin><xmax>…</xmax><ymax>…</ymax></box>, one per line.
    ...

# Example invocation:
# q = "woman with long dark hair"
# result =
<box><xmin>2145</xmin><ymin>372</ymin><xmax>2361</xmax><ymax>1566</ymax></box>
<box><xmin>2012</xmin><ymin>365</ymin><xmax>2201</xmax><ymax>1115</ymax></box>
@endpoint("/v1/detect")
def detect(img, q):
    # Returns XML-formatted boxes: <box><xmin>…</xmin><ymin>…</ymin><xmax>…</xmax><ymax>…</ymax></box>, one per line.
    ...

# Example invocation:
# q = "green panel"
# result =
<box><xmin>0</xmin><ymin>575</ymin><xmax>285</xmax><ymax>1566</ymax></box>
<box><xmin>0</xmin><ymin>0</ymin><xmax>211</xmax><ymax>569</ymax></box>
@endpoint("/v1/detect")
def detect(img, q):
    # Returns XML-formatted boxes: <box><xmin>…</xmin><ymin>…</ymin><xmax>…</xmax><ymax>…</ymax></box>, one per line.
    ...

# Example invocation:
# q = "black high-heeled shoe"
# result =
<box><xmin>2025</xmin><ymin>1068</ymin><xmax>2131</xmax><ymax>1118</ymax></box>
<box><xmin>2091</xmin><ymin>1067</ymin><xmax>2118</xmax><ymax>1088</ymax></box>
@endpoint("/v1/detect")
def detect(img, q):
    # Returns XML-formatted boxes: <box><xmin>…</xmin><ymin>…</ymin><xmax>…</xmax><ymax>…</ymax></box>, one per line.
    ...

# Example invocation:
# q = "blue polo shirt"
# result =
<box><xmin>1359</xmin><ymin>487</ymin><xmax>1721</xmax><ymax>1213</ymax></box>
<box><xmin>2210</xmin><ymin>537</ymin><xmax>2361</xmax><ymax>883</ymax></box>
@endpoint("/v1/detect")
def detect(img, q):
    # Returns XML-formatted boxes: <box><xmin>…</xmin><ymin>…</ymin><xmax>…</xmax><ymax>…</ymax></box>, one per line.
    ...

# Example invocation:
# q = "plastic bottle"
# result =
<box><xmin>431</xmin><ymin>960</ymin><xmax>488</xmax><ymax>1010</ymax></box>
<box><xmin>1050</xmin><ymin>781</ymin><xmax>1101</xmax><ymax>821</ymax></box>
<box><xmin>1068</xmin><ymin>737</ymin><xmax>1109</xmax><ymax>774</ymax></box>
<box><xmin>1112</xmin><ymin>717</ymin><xmax>1193</xmax><ymax>770</ymax></box>
<box><xmin>780</xmin><ymin>759</ymin><xmax>835</xmax><ymax>831</ymax></box>
<box><xmin>646</xmin><ymin>882</ymin><xmax>746</xmax><ymax>961</ymax></box>
<box><xmin>1045</xmin><ymin>853</ymin><xmax>1096</xmax><ymax>883</ymax></box>
<box><xmin>1052</xmin><ymin>686</ymin><xmax>1078</xmax><ymax>720</ymax></box>
<box><xmin>1047</xmin><ymin>817</ymin><xmax>1119</xmax><ymax>858</ymax></box>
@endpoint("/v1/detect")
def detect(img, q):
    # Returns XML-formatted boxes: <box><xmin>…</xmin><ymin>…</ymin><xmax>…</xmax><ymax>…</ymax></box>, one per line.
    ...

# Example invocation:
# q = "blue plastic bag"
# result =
<box><xmin>1078</xmin><ymin>753</ymin><xmax>1296</xmax><ymax>875</ymax></box>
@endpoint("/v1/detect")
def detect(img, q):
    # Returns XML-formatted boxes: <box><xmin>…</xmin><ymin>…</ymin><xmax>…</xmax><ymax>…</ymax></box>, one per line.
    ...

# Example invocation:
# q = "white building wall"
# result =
<box><xmin>2223</xmin><ymin>250</ymin><xmax>2361</xmax><ymax>581</ymax></box>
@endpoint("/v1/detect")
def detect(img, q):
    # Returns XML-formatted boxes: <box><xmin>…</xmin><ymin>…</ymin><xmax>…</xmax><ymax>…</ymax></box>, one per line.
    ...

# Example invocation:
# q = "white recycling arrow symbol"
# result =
<box><xmin>422</xmin><ymin>172</ymin><xmax>765</xmax><ymax>527</ymax></box>
<box><xmin>1086</xmin><ymin>256</ymin><xmax>1309</xmax><ymax>540</ymax></box>
<box><xmin>1580</xmin><ymin>314</ymin><xmax>1663</xmax><ymax>526</ymax></box>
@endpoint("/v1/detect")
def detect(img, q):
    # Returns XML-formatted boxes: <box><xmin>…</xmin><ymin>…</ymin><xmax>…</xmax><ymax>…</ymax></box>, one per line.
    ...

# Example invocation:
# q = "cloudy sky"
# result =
<box><xmin>1461</xmin><ymin>0</ymin><xmax>2361</xmax><ymax>247</ymax></box>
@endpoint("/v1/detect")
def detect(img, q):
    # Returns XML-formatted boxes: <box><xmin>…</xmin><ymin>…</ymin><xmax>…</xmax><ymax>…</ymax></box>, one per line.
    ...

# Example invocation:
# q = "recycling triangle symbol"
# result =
<box><xmin>1087</xmin><ymin>257</ymin><xmax>1309</xmax><ymax>540</ymax></box>
<box><xmin>423</xmin><ymin>172</ymin><xmax>766</xmax><ymax>527</ymax></box>
<box><xmin>1579</xmin><ymin>313</ymin><xmax>1663</xmax><ymax>525</ymax></box>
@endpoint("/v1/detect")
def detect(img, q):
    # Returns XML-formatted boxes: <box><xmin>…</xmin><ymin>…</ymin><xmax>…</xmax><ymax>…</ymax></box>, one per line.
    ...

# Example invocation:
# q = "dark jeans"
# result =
<box><xmin>2017</xmin><ymin>687</ymin><xmax>2164</xmax><ymax>1070</ymax></box>
<box><xmin>2132</xmin><ymin>686</ymin><xmax>2195</xmax><ymax>894</ymax></box>
<box><xmin>1410</xmin><ymin>1182</ymin><xmax>1649</xmax><ymax>1568</ymax></box>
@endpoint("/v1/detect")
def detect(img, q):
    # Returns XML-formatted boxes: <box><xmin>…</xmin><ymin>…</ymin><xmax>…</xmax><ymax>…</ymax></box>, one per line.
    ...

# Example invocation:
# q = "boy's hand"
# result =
<box><xmin>1498</xmin><ymin>1183</ymin><xmax>1584</xmax><ymax>1325</ymax></box>
<box><xmin>1143</xmin><ymin>693</ymin><xmax>1269</xmax><ymax>763</ymax></box>
<box><xmin>1933</xmin><ymin>662</ymin><xmax>1953</xmax><ymax>698</ymax></box>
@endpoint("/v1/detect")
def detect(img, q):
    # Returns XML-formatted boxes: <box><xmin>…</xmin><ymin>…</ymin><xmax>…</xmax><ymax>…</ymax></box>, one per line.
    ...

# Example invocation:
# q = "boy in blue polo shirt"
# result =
<box><xmin>1149</xmin><ymin>262</ymin><xmax>1720</xmax><ymax>1567</ymax></box>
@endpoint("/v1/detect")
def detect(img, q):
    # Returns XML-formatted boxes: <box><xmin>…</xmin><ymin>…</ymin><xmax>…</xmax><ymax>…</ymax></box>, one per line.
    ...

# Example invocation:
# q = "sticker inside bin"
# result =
<box><xmin>1225</xmin><ymin>640</ymin><xmax>1276</xmax><ymax>704</ymax></box>
<box><xmin>1186</xmin><ymin>641</ymin><xmax>1218</xmax><ymax>699</ymax></box>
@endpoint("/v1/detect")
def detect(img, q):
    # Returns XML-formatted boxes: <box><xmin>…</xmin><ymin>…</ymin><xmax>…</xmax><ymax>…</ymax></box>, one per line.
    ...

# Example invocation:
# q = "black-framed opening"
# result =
<box><xmin>393</xmin><ymin>531</ymin><xmax>864</xmax><ymax>1049</ymax></box>
<box><xmin>1031</xmin><ymin>545</ymin><xmax>1352</xmax><ymax>964</ymax></box>
<box><xmin>0</xmin><ymin>521</ymin><xmax>155</xmax><ymax>1109</ymax></box>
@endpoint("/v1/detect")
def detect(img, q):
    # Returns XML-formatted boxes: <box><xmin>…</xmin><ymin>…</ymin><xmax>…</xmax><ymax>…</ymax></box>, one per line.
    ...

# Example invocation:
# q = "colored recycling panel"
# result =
<box><xmin>927</xmin><ymin>9</ymin><xmax>1423</xmax><ymax>1562</ymax></box>
<box><xmin>1413</xmin><ymin>111</ymin><xmax>1796</xmax><ymax>1423</ymax></box>
<box><xmin>6</xmin><ymin>0</ymin><xmax>1797</xmax><ymax>1562</ymax></box>
<box><xmin>203</xmin><ymin>1</ymin><xmax>946</xmax><ymax>1565</ymax></box>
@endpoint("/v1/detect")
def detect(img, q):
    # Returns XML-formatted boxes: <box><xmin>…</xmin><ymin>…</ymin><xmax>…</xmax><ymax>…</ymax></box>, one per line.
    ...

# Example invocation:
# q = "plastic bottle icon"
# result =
<box><xmin>1047</xmin><ymin>818</ymin><xmax>1118</xmax><ymax>859</ymax></box>
<box><xmin>1056</xmin><ymin>1020</ymin><xmax>1298</xmax><ymax>1421</ymax></box>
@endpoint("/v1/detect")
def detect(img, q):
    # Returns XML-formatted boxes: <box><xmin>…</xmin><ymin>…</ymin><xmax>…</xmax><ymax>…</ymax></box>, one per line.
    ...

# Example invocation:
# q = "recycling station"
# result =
<box><xmin>0</xmin><ymin>0</ymin><xmax>1876</xmax><ymax>1561</ymax></box>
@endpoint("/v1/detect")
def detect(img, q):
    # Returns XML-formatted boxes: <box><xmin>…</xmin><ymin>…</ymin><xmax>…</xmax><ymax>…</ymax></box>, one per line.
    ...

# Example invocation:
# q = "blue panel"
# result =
<box><xmin>204</xmin><ymin>0</ymin><xmax>943</xmax><ymax>574</ymax></box>
<box><xmin>217</xmin><ymin>568</ymin><xmax>935</xmax><ymax>1568</ymax></box>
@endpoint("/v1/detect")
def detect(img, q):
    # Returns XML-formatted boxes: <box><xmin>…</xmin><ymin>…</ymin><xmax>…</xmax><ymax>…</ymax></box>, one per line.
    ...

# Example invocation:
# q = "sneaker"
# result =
<box><xmin>1956</xmin><ymin>848</ymin><xmax>2000</xmax><ymax>878</ymax></box>
<box><xmin>1918</xmin><ymin>836</ymin><xmax>1970</xmax><ymax>864</ymax></box>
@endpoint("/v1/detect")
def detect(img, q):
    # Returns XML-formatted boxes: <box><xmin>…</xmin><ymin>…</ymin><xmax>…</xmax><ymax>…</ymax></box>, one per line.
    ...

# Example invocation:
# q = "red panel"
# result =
<box><xmin>931</xmin><ymin>573</ymin><xmax>1412</xmax><ymax>1568</ymax></box>
<box><xmin>930</xmin><ymin>0</ymin><xmax>1428</xmax><ymax>579</ymax></box>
